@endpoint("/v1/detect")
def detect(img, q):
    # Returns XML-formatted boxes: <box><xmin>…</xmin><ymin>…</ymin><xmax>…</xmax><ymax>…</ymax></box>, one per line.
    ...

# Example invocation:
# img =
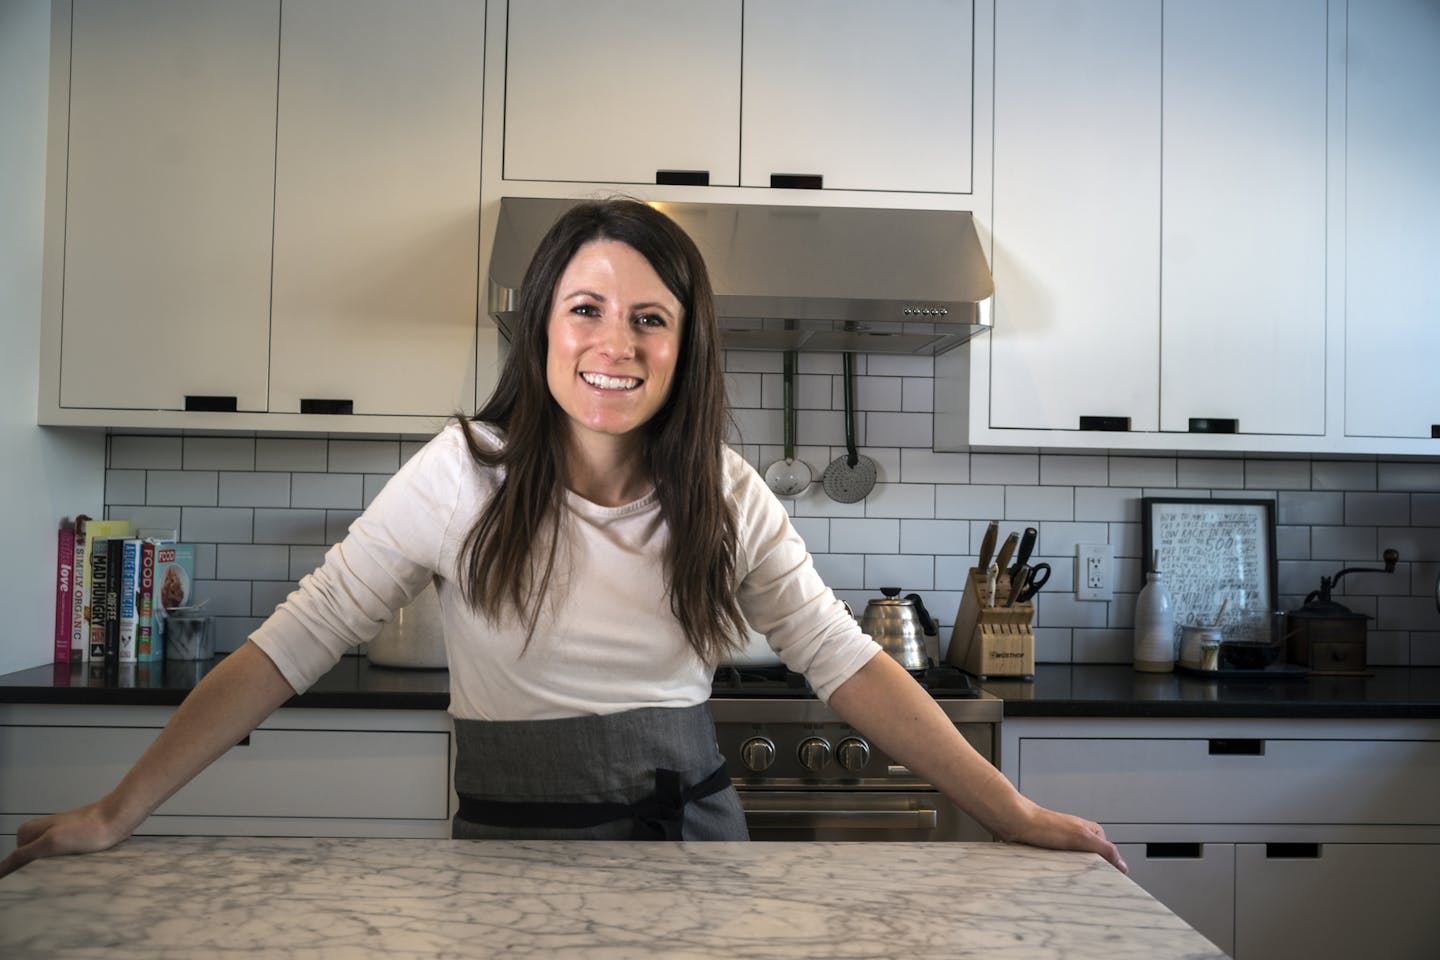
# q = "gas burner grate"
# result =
<box><xmin>711</xmin><ymin>660</ymin><xmax>979</xmax><ymax>699</ymax></box>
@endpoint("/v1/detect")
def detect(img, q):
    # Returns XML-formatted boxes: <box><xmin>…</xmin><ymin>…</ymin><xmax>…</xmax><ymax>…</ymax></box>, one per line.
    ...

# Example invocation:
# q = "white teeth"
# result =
<box><xmin>581</xmin><ymin>372</ymin><xmax>640</xmax><ymax>390</ymax></box>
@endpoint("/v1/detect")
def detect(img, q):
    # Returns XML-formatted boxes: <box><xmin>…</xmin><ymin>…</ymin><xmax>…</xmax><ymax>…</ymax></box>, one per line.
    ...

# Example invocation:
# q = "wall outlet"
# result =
<box><xmin>1076</xmin><ymin>543</ymin><xmax>1112</xmax><ymax>601</ymax></box>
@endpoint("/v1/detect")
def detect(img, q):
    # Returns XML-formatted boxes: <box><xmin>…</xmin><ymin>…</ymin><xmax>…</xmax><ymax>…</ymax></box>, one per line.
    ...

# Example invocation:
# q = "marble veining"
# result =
<box><xmin>0</xmin><ymin>838</ymin><xmax>1225</xmax><ymax>959</ymax></box>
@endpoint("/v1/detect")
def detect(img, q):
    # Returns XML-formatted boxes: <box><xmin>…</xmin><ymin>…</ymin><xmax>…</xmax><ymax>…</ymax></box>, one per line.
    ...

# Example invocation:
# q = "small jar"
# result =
<box><xmin>1134</xmin><ymin>570</ymin><xmax>1176</xmax><ymax>672</ymax></box>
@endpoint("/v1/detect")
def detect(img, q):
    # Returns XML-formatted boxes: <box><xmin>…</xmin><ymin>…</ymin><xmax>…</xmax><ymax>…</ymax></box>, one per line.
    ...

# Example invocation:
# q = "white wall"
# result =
<box><xmin>0</xmin><ymin>0</ymin><xmax>105</xmax><ymax>675</ymax></box>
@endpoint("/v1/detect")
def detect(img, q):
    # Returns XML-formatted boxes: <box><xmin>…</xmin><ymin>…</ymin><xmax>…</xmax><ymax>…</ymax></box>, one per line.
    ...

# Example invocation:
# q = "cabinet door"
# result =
<box><xmin>1118</xmin><ymin>842</ymin><xmax>1234</xmax><ymax>957</ymax></box>
<box><xmin>268</xmin><ymin>0</ymin><xmax>484</xmax><ymax>418</ymax></box>
<box><xmin>989</xmin><ymin>0</ymin><xmax>1161</xmax><ymax>431</ymax></box>
<box><xmin>59</xmin><ymin>0</ymin><xmax>276</xmax><ymax>412</ymax></box>
<box><xmin>1159</xmin><ymin>0</ymin><xmax>1328</xmax><ymax>436</ymax></box>
<box><xmin>1235</xmin><ymin>843</ymin><xmax>1440</xmax><ymax>960</ymax></box>
<box><xmin>741</xmin><ymin>0</ymin><xmax>973</xmax><ymax>193</ymax></box>
<box><xmin>502</xmin><ymin>0</ymin><xmax>741</xmax><ymax>186</ymax></box>
<box><xmin>1344</xmin><ymin>0</ymin><xmax>1440</xmax><ymax>440</ymax></box>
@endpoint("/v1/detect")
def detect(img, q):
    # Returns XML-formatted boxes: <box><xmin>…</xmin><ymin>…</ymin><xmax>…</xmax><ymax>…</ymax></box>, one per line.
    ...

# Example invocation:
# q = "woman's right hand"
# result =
<box><xmin>0</xmin><ymin>801</ymin><xmax>133</xmax><ymax>879</ymax></box>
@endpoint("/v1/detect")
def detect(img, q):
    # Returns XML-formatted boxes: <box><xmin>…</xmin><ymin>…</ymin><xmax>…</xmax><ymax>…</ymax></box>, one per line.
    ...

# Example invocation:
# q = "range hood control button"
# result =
<box><xmin>740</xmin><ymin>737</ymin><xmax>776</xmax><ymax>773</ymax></box>
<box><xmin>798</xmin><ymin>737</ymin><xmax>832</xmax><ymax>772</ymax></box>
<box><xmin>836</xmin><ymin>737</ymin><xmax>870</xmax><ymax>773</ymax></box>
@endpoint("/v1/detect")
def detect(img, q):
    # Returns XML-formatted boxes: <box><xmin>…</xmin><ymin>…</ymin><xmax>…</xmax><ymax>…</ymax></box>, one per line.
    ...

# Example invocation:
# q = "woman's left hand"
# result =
<box><xmin>1001</xmin><ymin>799</ymin><xmax>1128</xmax><ymax>873</ymax></box>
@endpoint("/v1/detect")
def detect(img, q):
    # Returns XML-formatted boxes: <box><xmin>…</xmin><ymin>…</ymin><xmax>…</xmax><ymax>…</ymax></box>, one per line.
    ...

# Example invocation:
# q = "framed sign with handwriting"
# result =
<box><xmin>1141</xmin><ymin>498</ymin><xmax>1277</xmax><ymax>644</ymax></box>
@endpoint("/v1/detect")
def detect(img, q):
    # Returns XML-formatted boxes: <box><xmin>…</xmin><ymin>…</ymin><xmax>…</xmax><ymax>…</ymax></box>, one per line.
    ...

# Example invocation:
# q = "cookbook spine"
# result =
<box><xmin>70</xmin><ymin>515</ymin><xmax>90</xmax><ymax>662</ymax></box>
<box><xmin>103</xmin><ymin>537</ymin><xmax>122</xmax><ymax>670</ymax></box>
<box><xmin>87</xmin><ymin>538</ymin><xmax>111</xmax><ymax>662</ymax></box>
<box><xmin>54</xmin><ymin>525</ymin><xmax>75</xmax><ymax>663</ymax></box>
<box><xmin>118</xmin><ymin>538</ymin><xmax>141</xmax><ymax>663</ymax></box>
<box><xmin>136</xmin><ymin>540</ymin><xmax>157</xmax><ymax>662</ymax></box>
<box><xmin>80</xmin><ymin>519</ymin><xmax>131</xmax><ymax>662</ymax></box>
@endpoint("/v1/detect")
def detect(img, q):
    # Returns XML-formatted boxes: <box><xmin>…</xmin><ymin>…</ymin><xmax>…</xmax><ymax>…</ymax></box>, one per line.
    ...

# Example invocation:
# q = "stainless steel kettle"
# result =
<box><xmin>858</xmin><ymin>587</ymin><xmax>936</xmax><ymax>671</ymax></box>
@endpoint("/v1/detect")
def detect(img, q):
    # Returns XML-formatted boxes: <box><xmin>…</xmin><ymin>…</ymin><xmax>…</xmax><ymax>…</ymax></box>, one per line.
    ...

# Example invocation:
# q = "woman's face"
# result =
<box><xmin>546</xmin><ymin>239</ymin><xmax>684</xmax><ymax>449</ymax></box>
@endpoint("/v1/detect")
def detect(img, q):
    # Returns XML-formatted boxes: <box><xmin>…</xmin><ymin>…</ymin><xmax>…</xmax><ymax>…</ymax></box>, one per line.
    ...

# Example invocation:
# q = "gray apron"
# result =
<box><xmin>452</xmin><ymin>703</ymin><xmax>749</xmax><ymax>841</ymax></box>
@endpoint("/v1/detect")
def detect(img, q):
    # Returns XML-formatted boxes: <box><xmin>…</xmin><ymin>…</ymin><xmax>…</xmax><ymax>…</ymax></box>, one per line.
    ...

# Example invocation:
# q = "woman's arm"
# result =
<box><xmin>0</xmin><ymin>641</ymin><xmax>296</xmax><ymax>879</ymax></box>
<box><xmin>826</xmin><ymin>651</ymin><xmax>1128</xmax><ymax>873</ymax></box>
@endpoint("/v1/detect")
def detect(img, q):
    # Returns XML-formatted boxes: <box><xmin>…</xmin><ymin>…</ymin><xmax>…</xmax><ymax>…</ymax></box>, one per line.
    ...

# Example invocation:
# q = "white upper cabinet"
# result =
<box><xmin>1344</xmin><ymin>0</ymin><xmax>1440</xmax><ymax>441</ymax></box>
<box><xmin>501</xmin><ymin>0</ymin><xmax>974</xmax><ymax>194</ymax></box>
<box><xmin>990</xmin><ymin>0</ymin><xmax>1161</xmax><ymax>432</ymax></box>
<box><xmin>268</xmin><ymin>0</ymin><xmax>484</xmax><ymax>418</ymax></box>
<box><xmin>741</xmin><ymin>0</ymin><xmax>973</xmax><ymax>193</ymax></box>
<box><xmin>58</xmin><ymin>0</ymin><xmax>278</xmax><ymax>412</ymax></box>
<box><xmin>502</xmin><ymin>0</ymin><xmax>742</xmax><ymax>186</ymax></box>
<box><xmin>1159</xmin><ymin>0</ymin><xmax>1327</xmax><ymax>436</ymax></box>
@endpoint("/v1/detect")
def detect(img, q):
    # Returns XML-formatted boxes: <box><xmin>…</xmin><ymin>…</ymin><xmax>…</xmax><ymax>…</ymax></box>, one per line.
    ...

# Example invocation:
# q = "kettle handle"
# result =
<box><xmin>904</xmin><ymin>593</ymin><xmax>937</xmax><ymax>636</ymax></box>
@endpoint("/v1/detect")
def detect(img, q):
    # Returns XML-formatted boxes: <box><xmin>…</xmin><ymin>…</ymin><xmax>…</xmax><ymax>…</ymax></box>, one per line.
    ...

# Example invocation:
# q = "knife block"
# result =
<box><xmin>945</xmin><ymin>568</ymin><xmax>1036</xmax><ymax>680</ymax></box>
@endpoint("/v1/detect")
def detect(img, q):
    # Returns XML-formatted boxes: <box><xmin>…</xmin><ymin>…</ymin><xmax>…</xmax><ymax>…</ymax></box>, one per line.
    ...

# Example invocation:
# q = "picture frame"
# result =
<box><xmin>1140</xmin><ymin>497</ymin><xmax>1278</xmax><ymax>644</ymax></box>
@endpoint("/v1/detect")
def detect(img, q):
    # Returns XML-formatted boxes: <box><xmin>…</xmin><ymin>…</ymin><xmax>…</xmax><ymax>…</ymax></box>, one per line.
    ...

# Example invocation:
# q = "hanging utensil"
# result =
<box><xmin>764</xmin><ymin>351</ymin><xmax>812</xmax><ymax>497</ymax></box>
<box><xmin>822</xmin><ymin>353</ymin><xmax>877</xmax><ymax>503</ymax></box>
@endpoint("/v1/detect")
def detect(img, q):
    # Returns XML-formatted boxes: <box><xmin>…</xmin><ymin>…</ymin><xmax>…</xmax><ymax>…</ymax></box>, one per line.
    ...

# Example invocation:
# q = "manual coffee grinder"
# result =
<box><xmin>1284</xmin><ymin>548</ymin><xmax>1398</xmax><ymax>674</ymax></box>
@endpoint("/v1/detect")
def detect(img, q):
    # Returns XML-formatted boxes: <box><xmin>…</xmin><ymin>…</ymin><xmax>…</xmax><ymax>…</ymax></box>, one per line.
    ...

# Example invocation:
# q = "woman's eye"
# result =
<box><xmin>570</xmin><ymin>304</ymin><xmax>600</xmax><ymax>317</ymax></box>
<box><xmin>634</xmin><ymin>313</ymin><xmax>666</xmax><ymax>328</ymax></box>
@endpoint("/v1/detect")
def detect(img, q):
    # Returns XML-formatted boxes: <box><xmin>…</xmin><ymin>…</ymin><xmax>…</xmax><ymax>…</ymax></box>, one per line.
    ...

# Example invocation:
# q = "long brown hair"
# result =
<box><xmin>456</xmin><ymin>199</ymin><xmax>745</xmax><ymax>662</ymax></box>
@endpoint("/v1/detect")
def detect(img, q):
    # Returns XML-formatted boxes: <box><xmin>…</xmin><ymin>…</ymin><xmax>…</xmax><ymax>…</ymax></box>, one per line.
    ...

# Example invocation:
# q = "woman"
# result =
<box><xmin>0</xmin><ymin>200</ymin><xmax>1124</xmax><ymax>872</ymax></box>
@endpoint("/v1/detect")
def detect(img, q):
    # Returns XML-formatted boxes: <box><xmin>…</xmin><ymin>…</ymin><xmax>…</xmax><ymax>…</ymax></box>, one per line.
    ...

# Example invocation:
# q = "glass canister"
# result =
<box><xmin>165</xmin><ymin>608</ymin><xmax>215</xmax><ymax>661</ymax></box>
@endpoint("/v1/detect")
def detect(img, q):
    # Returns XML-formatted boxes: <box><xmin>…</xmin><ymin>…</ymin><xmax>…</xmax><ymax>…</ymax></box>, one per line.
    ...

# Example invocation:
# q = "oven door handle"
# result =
<box><xmin>744</xmin><ymin>808</ymin><xmax>939</xmax><ymax>830</ymax></box>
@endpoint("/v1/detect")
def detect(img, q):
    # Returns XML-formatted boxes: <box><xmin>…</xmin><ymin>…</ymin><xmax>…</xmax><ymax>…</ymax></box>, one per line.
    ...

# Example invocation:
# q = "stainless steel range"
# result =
<box><xmin>710</xmin><ymin>664</ymin><xmax>1002</xmax><ymax>841</ymax></box>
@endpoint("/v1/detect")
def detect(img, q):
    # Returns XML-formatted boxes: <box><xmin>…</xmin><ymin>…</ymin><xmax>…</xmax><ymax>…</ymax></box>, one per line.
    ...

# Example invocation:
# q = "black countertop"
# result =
<box><xmin>4</xmin><ymin>658</ymin><xmax>1440</xmax><ymax>719</ymax></box>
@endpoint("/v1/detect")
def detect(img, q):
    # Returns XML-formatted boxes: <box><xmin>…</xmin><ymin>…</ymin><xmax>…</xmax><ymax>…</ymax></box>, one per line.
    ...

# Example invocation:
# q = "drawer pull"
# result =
<box><xmin>655</xmin><ymin>169</ymin><xmax>710</xmax><ymax>186</ymax></box>
<box><xmin>1079</xmin><ymin>415</ymin><xmax>1131</xmax><ymax>432</ymax></box>
<box><xmin>1209</xmin><ymin>738</ymin><xmax>1264</xmax><ymax>756</ymax></box>
<box><xmin>185</xmin><ymin>395</ymin><xmax>238</xmax><ymax>413</ymax></box>
<box><xmin>1146</xmin><ymin>842</ymin><xmax>1203</xmax><ymax>859</ymax></box>
<box><xmin>770</xmin><ymin>173</ymin><xmax>823</xmax><ymax>190</ymax></box>
<box><xmin>1188</xmin><ymin>417</ymin><xmax>1238</xmax><ymax>434</ymax></box>
<box><xmin>235</xmin><ymin>735</ymin><xmax>251</xmax><ymax>747</ymax></box>
<box><xmin>300</xmin><ymin>398</ymin><xmax>354</xmax><ymax>415</ymax></box>
<box><xmin>1267</xmin><ymin>842</ymin><xmax>1321</xmax><ymax>859</ymax></box>
<box><xmin>1432</xmin><ymin>424</ymin><xmax>1440</xmax><ymax>439</ymax></box>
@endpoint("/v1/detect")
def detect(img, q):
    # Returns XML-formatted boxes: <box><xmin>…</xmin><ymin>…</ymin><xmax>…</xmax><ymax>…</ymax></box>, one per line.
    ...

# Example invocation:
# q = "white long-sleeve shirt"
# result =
<box><xmin>251</xmin><ymin>421</ymin><xmax>880</xmax><ymax>721</ymax></box>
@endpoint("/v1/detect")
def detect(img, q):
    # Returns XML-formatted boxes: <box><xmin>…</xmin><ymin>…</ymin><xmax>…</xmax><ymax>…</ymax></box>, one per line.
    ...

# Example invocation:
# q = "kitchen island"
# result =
<box><xmin>0</xmin><ymin>837</ymin><xmax>1223</xmax><ymax>959</ymax></box>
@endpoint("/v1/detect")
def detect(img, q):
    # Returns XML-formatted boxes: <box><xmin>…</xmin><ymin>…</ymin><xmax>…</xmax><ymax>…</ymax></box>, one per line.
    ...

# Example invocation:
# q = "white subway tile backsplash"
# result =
<box><xmin>327</xmin><ymin>510</ymin><xmax>363</xmax><ymax>544</ymax></box>
<box><xmin>864</xmin><ymin>483</ymin><xmax>935</xmax><ymax>519</ymax></box>
<box><xmin>899</xmin><ymin>449</ymin><xmax>968</xmax><ymax>484</ymax></box>
<box><xmin>1072</xmin><ymin>628</ymin><xmax>1131</xmax><ymax>663</ymax></box>
<box><xmin>1345</xmin><ymin>492</ymin><xmax>1410</xmax><ymax>526</ymax></box>
<box><xmin>1278</xmin><ymin>491</ymin><xmax>1343</xmax><ymax>525</ymax></box>
<box><xmin>900</xmin><ymin>519</ymin><xmax>970</xmax><ymax>555</ymax></box>
<box><xmin>864</xmin><ymin>412</ymin><xmax>932</xmax><ymax>448</ymax></box>
<box><xmin>864</xmin><ymin>555</ymin><xmax>934</xmax><ymax>591</ymax></box>
<box><xmin>812</xmin><ymin>553</ymin><xmax>863</xmax><ymax>589</ymax></box>
<box><xmin>852</xmin><ymin>376</ymin><xmax>903</xmax><ymax>412</ymax></box>
<box><xmin>1310</xmin><ymin>526</ymin><xmax>1378</xmax><ymax>561</ymax></box>
<box><xmin>1109</xmin><ymin>457</ymin><xmax>1176</xmax><ymax>487</ymax></box>
<box><xmin>400</xmin><ymin>439</ymin><xmax>427</xmax><ymax>465</ymax></box>
<box><xmin>936</xmin><ymin>485</ymin><xmax>1005</xmax><ymax>520</ymax></box>
<box><xmin>934</xmin><ymin>555</ymin><xmax>973</xmax><ymax>593</ymax></box>
<box><xmin>729</xmin><ymin>407</ymin><xmax>783</xmax><ymax>447</ymax></box>
<box><xmin>865</xmin><ymin>355</ymin><xmax>933</xmax><ymax>377</ymax></box>
<box><xmin>253</xmin><ymin>508</ymin><xmax>325</xmax><ymax>545</ymax></box>
<box><xmin>1413</xmin><ymin>494</ymin><xmax>1440</xmax><ymax>526</ymax></box>
<box><xmin>794</xmin><ymin>374</ymin><xmax>832</xmax><ymax>410</ymax></box>
<box><xmin>727</xmin><ymin>372</ymin><xmax>763</xmax><ymax>408</ymax></box>
<box><xmin>146</xmin><ymin>471</ymin><xmax>218</xmax><ymax>507</ymax></box>
<box><xmin>1075</xmin><ymin>487</ymin><xmax>1140</xmax><ymax>523</ymax></box>
<box><xmin>791</xmin><ymin>488</ymin><xmax>866</xmax><ymax>519</ymax></box>
<box><xmin>1378</xmin><ymin>462</ymin><xmax>1440</xmax><ymax>492</ymax></box>
<box><xmin>1033</xmin><ymin>627</ymin><xmax>1073</xmax><ymax>663</ymax></box>
<box><xmin>831</xmin><ymin>518</ymin><xmax>900</xmax><ymax>554</ymax></box>
<box><xmin>1367</xmin><ymin>631</ymin><xmax>1409</xmax><ymax>666</ymax></box>
<box><xmin>1276</xmin><ymin>525</ymin><xmax>1311</xmax><ymax>560</ymax></box>
<box><xmin>1177</xmin><ymin>458</ymin><xmax>1245</xmax><ymax>489</ymax></box>
<box><xmin>105</xmin><ymin>470</ymin><xmax>146</xmax><ymax>505</ymax></box>
<box><xmin>216</xmin><ymin>544</ymin><xmax>290</xmax><ymax>581</ymax></box>
<box><xmin>795</xmin><ymin>409</ymin><xmax>844</xmax><ymax>446</ymax></box>
<box><xmin>191</xmin><ymin>579</ymin><xmax>251</xmax><ymax>617</ymax></box>
<box><xmin>183</xmin><ymin>437</ymin><xmax>255</xmax><ymax>471</ymax></box>
<box><xmin>251</xmin><ymin>580</ymin><xmax>296</xmax><ymax>617</ymax></box>
<box><xmin>192</xmin><ymin>543</ymin><xmax>217</xmax><ymax>580</ymax></box>
<box><xmin>728</xmin><ymin>351</ymin><xmax>784</xmax><ymax>373</ymax></box>
<box><xmin>219</xmin><ymin>472</ymin><xmax>291</xmax><ymax>508</ymax></box>
<box><xmin>901</xmin><ymin>378</ymin><xmax>933</xmax><ymax>413</ymax></box>
<box><xmin>1377</xmin><ymin>597</ymin><xmax>1440</xmax><ymax>632</ymax></box>
<box><xmin>328</xmin><ymin>440</ymin><xmax>399</xmax><ymax>474</ymax></box>
<box><xmin>789</xmin><ymin>517</ymin><xmax>829</xmax><ymax>553</ymax></box>
<box><xmin>1110</xmin><ymin>522</ymin><xmax>1143</xmax><ymax>558</ymax></box>
<box><xmin>1245</xmin><ymin>460</ymin><xmax>1311</xmax><ymax>490</ymax></box>
<box><xmin>1412</xmin><ymin>632</ymin><xmax>1440</xmax><ymax>667</ymax></box>
<box><xmin>291</xmin><ymin>473</ymin><xmax>364</xmax><ymax>510</ymax></box>
<box><xmin>181</xmin><ymin>507</ymin><xmax>253</xmax><ymax>544</ymax></box>
<box><xmin>971</xmin><ymin>453</ymin><xmax>1038</xmax><ymax>485</ymax></box>
<box><xmin>1039</xmin><ymin>521</ymin><xmax>1109</xmax><ymax>557</ymax></box>
<box><xmin>1040</xmin><ymin>455</ymin><xmax>1107</xmax><ymax>486</ymax></box>
<box><xmin>105</xmin><ymin>506</ymin><xmax>181</xmax><ymax>538</ymax></box>
<box><xmin>110</xmin><ymin>436</ymin><xmax>181</xmax><ymax>470</ymax></box>
<box><xmin>1313</xmin><ymin>460</ymin><xmax>1377</xmax><ymax>491</ymax></box>
<box><xmin>1279</xmin><ymin>560</ymin><xmax>1336</xmax><ymax>597</ymax></box>
<box><xmin>1037</xmin><ymin>594</ymin><xmax>1108</xmax><ymax>629</ymax></box>
<box><xmin>363</xmin><ymin>474</ymin><xmax>392</xmax><ymax>507</ymax></box>
<box><xmin>289</xmin><ymin>545</ymin><xmax>329</xmax><ymax>581</ymax></box>
<box><xmin>256</xmin><ymin>438</ymin><xmax>328</xmax><ymax>472</ymax></box>
<box><xmin>1005</xmin><ymin>486</ymin><xmax>1073</xmax><ymax>522</ymax></box>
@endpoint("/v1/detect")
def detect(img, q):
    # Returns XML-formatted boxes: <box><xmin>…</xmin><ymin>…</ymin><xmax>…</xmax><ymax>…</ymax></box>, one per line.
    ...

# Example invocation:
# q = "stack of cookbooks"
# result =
<box><xmin>52</xmin><ymin>517</ymin><xmax>195</xmax><ymax>668</ymax></box>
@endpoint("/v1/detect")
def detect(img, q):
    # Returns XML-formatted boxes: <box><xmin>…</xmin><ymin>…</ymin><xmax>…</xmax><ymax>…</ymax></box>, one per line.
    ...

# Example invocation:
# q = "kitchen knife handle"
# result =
<box><xmin>1011</xmin><ymin>527</ymin><xmax>1038</xmax><ymax>576</ymax></box>
<box><xmin>1005</xmin><ymin>564</ymin><xmax>1030</xmax><ymax>607</ymax></box>
<box><xmin>995</xmin><ymin>532</ymin><xmax>1019</xmax><ymax>573</ymax></box>
<box><xmin>977</xmin><ymin>520</ymin><xmax>999</xmax><ymax>571</ymax></box>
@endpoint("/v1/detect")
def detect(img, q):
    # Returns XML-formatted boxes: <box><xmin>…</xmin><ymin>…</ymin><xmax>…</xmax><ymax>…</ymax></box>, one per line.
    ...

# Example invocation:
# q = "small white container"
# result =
<box><xmin>1134</xmin><ymin>570</ymin><xmax>1176</xmax><ymax>672</ymax></box>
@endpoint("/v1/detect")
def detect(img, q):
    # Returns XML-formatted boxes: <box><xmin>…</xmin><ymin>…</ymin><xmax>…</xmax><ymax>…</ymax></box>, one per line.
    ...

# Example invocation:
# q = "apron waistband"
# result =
<box><xmin>457</xmin><ymin>763</ymin><xmax>732</xmax><ymax>840</ymax></box>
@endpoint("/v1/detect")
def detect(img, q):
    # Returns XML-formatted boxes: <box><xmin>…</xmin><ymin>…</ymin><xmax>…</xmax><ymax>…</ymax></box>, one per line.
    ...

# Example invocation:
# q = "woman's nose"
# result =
<box><xmin>597</xmin><ymin>318</ymin><xmax>636</xmax><ymax>359</ymax></box>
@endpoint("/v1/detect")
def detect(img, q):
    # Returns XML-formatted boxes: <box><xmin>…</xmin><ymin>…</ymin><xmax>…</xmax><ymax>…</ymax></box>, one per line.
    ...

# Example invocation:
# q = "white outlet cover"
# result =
<box><xmin>1076</xmin><ymin>543</ymin><xmax>1112</xmax><ymax>601</ymax></box>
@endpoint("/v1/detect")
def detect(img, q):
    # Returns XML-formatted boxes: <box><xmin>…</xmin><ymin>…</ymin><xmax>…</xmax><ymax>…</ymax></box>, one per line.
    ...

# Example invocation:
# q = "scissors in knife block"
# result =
<box><xmin>1016</xmin><ymin>562</ymin><xmax>1051</xmax><ymax>603</ymax></box>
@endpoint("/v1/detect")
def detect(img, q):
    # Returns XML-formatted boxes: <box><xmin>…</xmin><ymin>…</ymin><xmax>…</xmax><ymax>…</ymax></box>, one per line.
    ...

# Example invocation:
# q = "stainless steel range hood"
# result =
<box><xmin>488</xmin><ymin>197</ymin><xmax>993</xmax><ymax>356</ymax></box>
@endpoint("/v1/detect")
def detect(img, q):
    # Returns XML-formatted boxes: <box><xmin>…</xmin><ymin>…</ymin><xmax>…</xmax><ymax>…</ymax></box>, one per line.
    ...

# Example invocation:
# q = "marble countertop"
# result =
<box><xmin>0</xmin><ymin>837</ymin><xmax>1223</xmax><ymax>959</ymax></box>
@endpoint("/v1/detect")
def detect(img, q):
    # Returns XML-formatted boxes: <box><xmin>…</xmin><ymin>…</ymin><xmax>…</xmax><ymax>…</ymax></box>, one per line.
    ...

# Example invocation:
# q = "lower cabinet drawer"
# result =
<box><xmin>0</xmin><ymin>724</ymin><xmax>450</xmax><ymax>820</ymax></box>
<box><xmin>1118</xmin><ymin>842</ymin><xmax>1234</xmax><ymax>957</ymax></box>
<box><xmin>1017</xmin><ymin>737</ymin><xmax>1440</xmax><ymax>824</ymax></box>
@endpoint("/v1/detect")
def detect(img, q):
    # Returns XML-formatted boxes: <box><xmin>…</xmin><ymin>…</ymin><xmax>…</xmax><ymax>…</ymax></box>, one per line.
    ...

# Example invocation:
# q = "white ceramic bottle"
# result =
<box><xmin>1133</xmin><ymin>565</ymin><xmax>1175</xmax><ymax>673</ymax></box>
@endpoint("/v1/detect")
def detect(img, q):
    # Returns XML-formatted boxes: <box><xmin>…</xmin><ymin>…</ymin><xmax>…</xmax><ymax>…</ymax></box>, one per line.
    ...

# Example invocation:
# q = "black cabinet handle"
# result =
<box><xmin>300</xmin><ymin>399</ymin><xmax>354</xmax><ymax>415</ymax></box>
<box><xmin>1079</xmin><ymin>415</ymin><xmax>1131</xmax><ymax>432</ymax></box>
<box><xmin>1146</xmin><ymin>842</ymin><xmax>1204</xmax><ymax>859</ymax></box>
<box><xmin>1189</xmin><ymin>418</ymin><xmax>1238</xmax><ymax>434</ymax></box>
<box><xmin>1266</xmin><ymin>842</ymin><xmax>1321</xmax><ymax>859</ymax></box>
<box><xmin>1209</xmin><ymin>738</ymin><xmax>1264</xmax><ymax>755</ymax></box>
<box><xmin>1431</xmin><ymin>424</ymin><xmax>1440</xmax><ymax>438</ymax></box>
<box><xmin>769</xmin><ymin>173</ymin><xmax>823</xmax><ymax>190</ymax></box>
<box><xmin>236</xmin><ymin>735</ymin><xmax>251</xmax><ymax>747</ymax></box>
<box><xmin>656</xmin><ymin>169</ymin><xmax>709</xmax><ymax>186</ymax></box>
<box><xmin>185</xmin><ymin>395</ymin><xmax>238</xmax><ymax>413</ymax></box>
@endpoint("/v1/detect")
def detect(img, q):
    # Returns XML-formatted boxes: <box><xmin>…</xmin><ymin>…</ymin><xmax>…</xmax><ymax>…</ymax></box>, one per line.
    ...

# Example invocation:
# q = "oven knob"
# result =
<box><xmin>740</xmin><ymin>737</ymin><xmax>776</xmax><ymax>773</ymax></box>
<box><xmin>836</xmin><ymin>737</ymin><xmax>870</xmax><ymax>773</ymax></box>
<box><xmin>798</xmin><ymin>737</ymin><xmax>832</xmax><ymax>772</ymax></box>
